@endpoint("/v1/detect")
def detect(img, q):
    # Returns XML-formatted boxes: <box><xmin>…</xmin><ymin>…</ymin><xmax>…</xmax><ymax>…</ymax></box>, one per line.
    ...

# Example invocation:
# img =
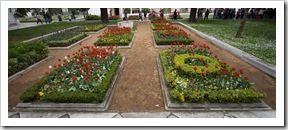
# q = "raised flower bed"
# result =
<box><xmin>40</xmin><ymin>29</ymin><xmax>88</xmax><ymax>47</ymax></box>
<box><xmin>94</xmin><ymin>27</ymin><xmax>134</xmax><ymax>47</ymax></box>
<box><xmin>19</xmin><ymin>45</ymin><xmax>124</xmax><ymax>111</ymax></box>
<box><xmin>8</xmin><ymin>42</ymin><xmax>49</xmax><ymax>77</ymax></box>
<box><xmin>153</xmin><ymin>25</ymin><xmax>194</xmax><ymax>46</ymax></box>
<box><xmin>82</xmin><ymin>24</ymin><xmax>106</xmax><ymax>32</ymax></box>
<box><xmin>128</xmin><ymin>15</ymin><xmax>139</xmax><ymax>20</ymax></box>
<box><xmin>151</xmin><ymin>20</ymin><xmax>172</xmax><ymax>30</ymax></box>
<box><xmin>108</xmin><ymin>16</ymin><xmax>120</xmax><ymax>20</ymax></box>
<box><xmin>158</xmin><ymin>43</ymin><xmax>269</xmax><ymax>110</ymax></box>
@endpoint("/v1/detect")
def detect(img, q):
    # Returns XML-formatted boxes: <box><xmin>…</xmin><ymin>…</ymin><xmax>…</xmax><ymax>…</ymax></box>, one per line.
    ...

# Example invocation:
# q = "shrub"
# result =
<box><xmin>85</xmin><ymin>15</ymin><xmax>101</xmax><ymax>20</ymax></box>
<box><xmin>8</xmin><ymin>42</ymin><xmax>49</xmax><ymax>76</ymax></box>
<box><xmin>82</xmin><ymin>24</ymin><xmax>105</xmax><ymax>32</ymax></box>
<box><xmin>43</xmin><ymin>33</ymin><xmax>87</xmax><ymax>47</ymax></box>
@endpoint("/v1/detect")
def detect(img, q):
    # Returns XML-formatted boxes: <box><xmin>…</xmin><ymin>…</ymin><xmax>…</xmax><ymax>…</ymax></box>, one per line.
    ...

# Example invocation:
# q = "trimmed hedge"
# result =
<box><xmin>44</xmin><ymin>33</ymin><xmax>87</xmax><ymax>47</ymax></box>
<box><xmin>8</xmin><ymin>42</ymin><xmax>49</xmax><ymax>76</ymax></box>
<box><xmin>20</xmin><ymin>58</ymin><xmax>122</xmax><ymax>103</ymax></box>
<box><xmin>153</xmin><ymin>32</ymin><xmax>194</xmax><ymax>45</ymax></box>
<box><xmin>82</xmin><ymin>24</ymin><xmax>105</xmax><ymax>32</ymax></box>
<box><xmin>85</xmin><ymin>15</ymin><xmax>101</xmax><ymax>20</ymax></box>
<box><xmin>174</xmin><ymin>54</ymin><xmax>221</xmax><ymax>75</ymax></box>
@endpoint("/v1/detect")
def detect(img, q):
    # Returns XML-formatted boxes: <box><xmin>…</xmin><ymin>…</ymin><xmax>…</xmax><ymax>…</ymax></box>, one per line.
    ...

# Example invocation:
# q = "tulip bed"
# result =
<box><xmin>20</xmin><ymin>45</ymin><xmax>122</xmax><ymax>103</ymax></box>
<box><xmin>40</xmin><ymin>29</ymin><xmax>88</xmax><ymax>47</ymax></box>
<box><xmin>159</xmin><ymin>43</ymin><xmax>266</xmax><ymax>103</ymax></box>
<box><xmin>153</xmin><ymin>20</ymin><xmax>194</xmax><ymax>45</ymax></box>
<box><xmin>128</xmin><ymin>15</ymin><xmax>139</xmax><ymax>20</ymax></box>
<box><xmin>94</xmin><ymin>27</ymin><xmax>134</xmax><ymax>46</ymax></box>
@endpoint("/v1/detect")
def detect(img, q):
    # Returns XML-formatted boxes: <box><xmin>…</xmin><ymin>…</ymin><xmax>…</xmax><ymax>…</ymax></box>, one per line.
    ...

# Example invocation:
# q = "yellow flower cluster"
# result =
<box><xmin>180</xmin><ymin>92</ymin><xmax>185</xmax><ymax>102</ymax></box>
<box><xmin>38</xmin><ymin>91</ymin><xmax>44</xmax><ymax>97</ymax></box>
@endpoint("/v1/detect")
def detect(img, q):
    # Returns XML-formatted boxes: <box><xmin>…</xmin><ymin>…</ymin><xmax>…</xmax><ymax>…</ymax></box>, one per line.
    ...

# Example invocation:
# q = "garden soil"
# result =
<box><xmin>8</xmin><ymin>22</ymin><xmax>276</xmax><ymax>111</ymax></box>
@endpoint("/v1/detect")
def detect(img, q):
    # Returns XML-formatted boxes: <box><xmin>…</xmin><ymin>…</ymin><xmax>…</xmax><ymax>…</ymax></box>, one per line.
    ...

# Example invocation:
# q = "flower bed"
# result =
<box><xmin>128</xmin><ymin>15</ymin><xmax>139</xmax><ymax>20</ymax></box>
<box><xmin>108</xmin><ymin>16</ymin><xmax>120</xmax><ymax>20</ymax></box>
<box><xmin>82</xmin><ymin>24</ymin><xmax>105</xmax><ymax>32</ymax></box>
<box><xmin>9</xmin><ymin>42</ymin><xmax>49</xmax><ymax>76</ymax></box>
<box><xmin>168</xmin><ymin>14</ymin><xmax>183</xmax><ymax>19</ymax></box>
<box><xmin>94</xmin><ymin>27</ymin><xmax>134</xmax><ymax>46</ymax></box>
<box><xmin>153</xmin><ymin>25</ymin><xmax>194</xmax><ymax>45</ymax></box>
<box><xmin>40</xmin><ymin>29</ymin><xmax>88</xmax><ymax>47</ymax></box>
<box><xmin>20</xmin><ymin>45</ymin><xmax>122</xmax><ymax>103</ymax></box>
<box><xmin>159</xmin><ymin>43</ymin><xmax>266</xmax><ymax>103</ymax></box>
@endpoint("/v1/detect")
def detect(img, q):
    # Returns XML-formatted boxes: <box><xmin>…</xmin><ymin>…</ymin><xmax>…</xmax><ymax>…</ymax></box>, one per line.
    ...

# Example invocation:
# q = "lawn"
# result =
<box><xmin>8</xmin><ymin>21</ymin><xmax>118</xmax><ymax>43</ymax></box>
<box><xmin>181</xmin><ymin>20</ymin><xmax>276</xmax><ymax>65</ymax></box>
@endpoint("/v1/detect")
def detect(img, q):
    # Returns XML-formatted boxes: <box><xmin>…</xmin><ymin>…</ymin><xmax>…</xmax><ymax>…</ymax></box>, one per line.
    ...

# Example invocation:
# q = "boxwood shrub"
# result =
<box><xmin>43</xmin><ymin>33</ymin><xmax>87</xmax><ymax>47</ymax></box>
<box><xmin>8</xmin><ymin>42</ymin><xmax>49</xmax><ymax>76</ymax></box>
<box><xmin>85</xmin><ymin>15</ymin><xmax>101</xmax><ymax>20</ymax></box>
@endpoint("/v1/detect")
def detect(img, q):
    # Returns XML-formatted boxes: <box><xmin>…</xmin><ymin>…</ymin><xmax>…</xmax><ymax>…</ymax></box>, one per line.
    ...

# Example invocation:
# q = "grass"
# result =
<box><xmin>181</xmin><ymin>19</ymin><xmax>276</xmax><ymax>65</ymax></box>
<box><xmin>9</xmin><ymin>21</ymin><xmax>118</xmax><ymax>43</ymax></box>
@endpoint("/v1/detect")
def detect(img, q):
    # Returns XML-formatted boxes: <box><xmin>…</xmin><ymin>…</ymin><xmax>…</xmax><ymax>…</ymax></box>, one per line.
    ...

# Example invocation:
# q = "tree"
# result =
<box><xmin>100</xmin><ymin>8</ymin><xmax>108</xmax><ymax>23</ymax></box>
<box><xmin>14</xmin><ymin>8</ymin><xmax>31</xmax><ymax>17</ymax></box>
<box><xmin>188</xmin><ymin>8</ymin><xmax>197</xmax><ymax>22</ymax></box>
<box><xmin>47</xmin><ymin>8</ymin><xmax>63</xmax><ymax>15</ymax></box>
<box><xmin>77</xmin><ymin>8</ymin><xmax>90</xmax><ymax>18</ymax></box>
<box><xmin>124</xmin><ymin>8</ymin><xmax>131</xmax><ymax>13</ymax></box>
<box><xmin>235</xmin><ymin>8</ymin><xmax>249</xmax><ymax>38</ymax></box>
<box><xmin>141</xmin><ymin>8</ymin><xmax>150</xmax><ymax>13</ymax></box>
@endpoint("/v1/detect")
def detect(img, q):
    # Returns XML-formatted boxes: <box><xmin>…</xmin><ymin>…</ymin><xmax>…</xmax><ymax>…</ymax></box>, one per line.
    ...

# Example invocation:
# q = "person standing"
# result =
<box><xmin>138</xmin><ymin>10</ymin><xmax>143</xmax><ymax>21</ymax></box>
<box><xmin>173</xmin><ymin>9</ymin><xmax>177</xmax><ymax>20</ymax></box>
<box><xmin>124</xmin><ymin>12</ymin><xmax>128</xmax><ymax>21</ymax></box>
<box><xmin>36</xmin><ymin>13</ymin><xmax>43</xmax><ymax>24</ymax></box>
<box><xmin>160</xmin><ymin>9</ymin><xmax>164</xmax><ymax>19</ymax></box>
<box><xmin>144</xmin><ymin>11</ymin><xmax>147</xmax><ymax>21</ymax></box>
<box><xmin>58</xmin><ymin>14</ymin><xmax>62</xmax><ymax>22</ymax></box>
<box><xmin>204</xmin><ymin>9</ymin><xmax>210</xmax><ymax>20</ymax></box>
<box><xmin>45</xmin><ymin>12</ymin><xmax>51</xmax><ymax>24</ymax></box>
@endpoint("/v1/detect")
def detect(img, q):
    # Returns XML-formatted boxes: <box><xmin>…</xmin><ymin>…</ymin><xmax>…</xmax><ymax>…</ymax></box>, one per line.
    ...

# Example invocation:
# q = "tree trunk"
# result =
<box><xmin>100</xmin><ymin>8</ymin><xmax>108</xmax><ymax>23</ymax></box>
<box><xmin>189</xmin><ymin>8</ymin><xmax>197</xmax><ymax>22</ymax></box>
<box><xmin>235</xmin><ymin>8</ymin><xmax>249</xmax><ymax>38</ymax></box>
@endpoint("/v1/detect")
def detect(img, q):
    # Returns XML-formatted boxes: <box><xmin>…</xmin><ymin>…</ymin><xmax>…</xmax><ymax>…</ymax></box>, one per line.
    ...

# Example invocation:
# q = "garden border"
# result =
<box><xmin>96</xmin><ymin>32</ymin><xmax>136</xmax><ymax>49</ymax></box>
<box><xmin>13</xmin><ymin>56</ymin><xmax>126</xmax><ymax>112</ymax></box>
<box><xmin>174</xmin><ymin>22</ymin><xmax>276</xmax><ymax>78</ymax></box>
<box><xmin>156</xmin><ymin>55</ymin><xmax>272</xmax><ymax>111</ymax></box>
<box><xmin>48</xmin><ymin>35</ymin><xmax>91</xmax><ymax>50</ymax></box>
<box><xmin>8</xmin><ymin>56</ymin><xmax>53</xmax><ymax>81</ymax></box>
<box><xmin>22</xmin><ymin>26</ymin><xmax>80</xmax><ymax>43</ymax></box>
<box><xmin>84</xmin><ymin>26</ymin><xmax>108</xmax><ymax>34</ymax></box>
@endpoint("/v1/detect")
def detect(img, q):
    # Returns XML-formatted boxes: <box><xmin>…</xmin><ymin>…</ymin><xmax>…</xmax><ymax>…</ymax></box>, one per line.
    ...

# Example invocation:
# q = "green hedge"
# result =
<box><xmin>8</xmin><ymin>42</ymin><xmax>49</xmax><ymax>76</ymax></box>
<box><xmin>20</xmin><ymin>58</ymin><xmax>121</xmax><ymax>103</ymax></box>
<box><xmin>82</xmin><ymin>24</ymin><xmax>105</xmax><ymax>32</ymax></box>
<box><xmin>174</xmin><ymin>54</ymin><xmax>221</xmax><ymax>75</ymax></box>
<box><xmin>94</xmin><ymin>32</ymin><xmax>134</xmax><ymax>46</ymax></box>
<box><xmin>153</xmin><ymin>32</ymin><xmax>194</xmax><ymax>45</ymax></box>
<box><xmin>85</xmin><ymin>15</ymin><xmax>101</xmax><ymax>20</ymax></box>
<box><xmin>44</xmin><ymin>33</ymin><xmax>87</xmax><ymax>47</ymax></box>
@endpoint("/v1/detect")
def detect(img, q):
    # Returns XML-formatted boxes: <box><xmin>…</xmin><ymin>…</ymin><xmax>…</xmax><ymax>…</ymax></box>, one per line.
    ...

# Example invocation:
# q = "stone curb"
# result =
<box><xmin>8</xmin><ymin>110</ymin><xmax>276</xmax><ymax>118</ymax></box>
<box><xmin>8</xmin><ymin>56</ymin><xmax>53</xmax><ymax>81</ymax></box>
<box><xmin>48</xmin><ymin>35</ymin><xmax>91</xmax><ymax>50</ymax></box>
<box><xmin>156</xmin><ymin>55</ymin><xmax>272</xmax><ymax>111</ymax></box>
<box><xmin>13</xmin><ymin>56</ymin><xmax>126</xmax><ymax>112</ymax></box>
<box><xmin>174</xmin><ymin>22</ymin><xmax>276</xmax><ymax>78</ymax></box>
<box><xmin>23</xmin><ymin>26</ymin><xmax>80</xmax><ymax>43</ymax></box>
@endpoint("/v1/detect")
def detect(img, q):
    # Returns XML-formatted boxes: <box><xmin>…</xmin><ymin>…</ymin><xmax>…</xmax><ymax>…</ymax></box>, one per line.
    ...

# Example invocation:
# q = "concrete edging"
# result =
<box><xmin>174</xmin><ymin>22</ymin><xmax>276</xmax><ymax>78</ymax></box>
<box><xmin>13</xmin><ymin>56</ymin><xmax>127</xmax><ymax>112</ymax></box>
<box><xmin>48</xmin><ymin>35</ymin><xmax>91</xmax><ymax>50</ymax></box>
<box><xmin>156</xmin><ymin>55</ymin><xmax>272</xmax><ymax>111</ymax></box>
<box><xmin>23</xmin><ymin>26</ymin><xmax>80</xmax><ymax>43</ymax></box>
<box><xmin>8</xmin><ymin>56</ymin><xmax>53</xmax><ymax>81</ymax></box>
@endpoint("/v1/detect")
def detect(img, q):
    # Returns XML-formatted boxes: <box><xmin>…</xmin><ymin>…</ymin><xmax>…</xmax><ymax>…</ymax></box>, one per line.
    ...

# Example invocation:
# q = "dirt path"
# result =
<box><xmin>108</xmin><ymin>22</ymin><xmax>164</xmax><ymax>112</ymax></box>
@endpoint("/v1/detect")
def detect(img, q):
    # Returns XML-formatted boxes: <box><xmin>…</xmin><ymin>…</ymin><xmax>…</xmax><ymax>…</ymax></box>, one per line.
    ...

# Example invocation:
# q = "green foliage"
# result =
<box><xmin>8</xmin><ymin>42</ymin><xmax>49</xmax><ymax>76</ymax></box>
<box><xmin>82</xmin><ymin>24</ymin><xmax>105</xmax><ymax>32</ymax></box>
<box><xmin>94</xmin><ymin>32</ymin><xmax>134</xmax><ymax>46</ymax></box>
<box><xmin>43</xmin><ymin>33</ymin><xmax>87</xmax><ymax>47</ymax></box>
<box><xmin>20</xmin><ymin>59</ymin><xmax>121</xmax><ymax>103</ymax></box>
<box><xmin>154</xmin><ymin>32</ymin><xmax>194</xmax><ymax>45</ymax></box>
<box><xmin>85</xmin><ymin>15</ymin><xmax>101</xmax><ymax>20</ymax></box>
<box><xmin>174</xmin><ymin>54</ymin><xmax>221</xmax><ymax>75</ymax></box>
<box><xmin>141</xmin><ymin>8</ymin><xmax>150</xmax><ymax>13</ymax></box>
<box><xmin>124</xmin><ymin>8</ymin><xmax>131</xmax><ymax>13</ymax></box>
<box><xmin>208</xmin><ymin>89</ymin><xmax>266</xmax><ymax>103</ymax></box>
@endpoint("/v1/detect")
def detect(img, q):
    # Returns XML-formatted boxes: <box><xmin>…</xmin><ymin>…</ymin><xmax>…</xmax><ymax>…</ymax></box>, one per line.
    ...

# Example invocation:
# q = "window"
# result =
<box><xmin>132</xmin><ymin>8</ymin><xmax>140</xmax><ymax>14</ymax></box>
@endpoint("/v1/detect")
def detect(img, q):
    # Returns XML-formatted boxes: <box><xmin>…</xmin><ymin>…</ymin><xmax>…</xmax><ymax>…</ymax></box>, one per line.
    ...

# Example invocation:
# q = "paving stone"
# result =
<box><xmin>173</xmin><ymin>112</ymin><xmax>225</xmax><ymax>118</ymax></box>
<box><xmin>8</xmin><ymin>112</ymin><xmax>20</xmax><ymax>118</ymax></box>
<box><xmin>112</xmin><ymin>114</ymin><xmax>123</xmax><ymax>118</ymax></box>
<box><xmin>121</xmin><ymin>112</ymin><xmax>170</xmax><ymax>118</ymax></box>
<box><xmin>225</xmin><ymin>112</ymin><xmax>259</xmax><ymax>118</ymax></box>
<box><xmin>20</xmin><ymin>112</ymin><xmax>67</xmax><ymax>118</ymax></box>
<box><xmin>68</xmin><ymin>112</ymin><xmax>118</xmax><ymax>118</ymax></box>
<box><xmin>250</xmin><ymin>111</ymin><xmax>276</xmax><ymax>118</ymax></box>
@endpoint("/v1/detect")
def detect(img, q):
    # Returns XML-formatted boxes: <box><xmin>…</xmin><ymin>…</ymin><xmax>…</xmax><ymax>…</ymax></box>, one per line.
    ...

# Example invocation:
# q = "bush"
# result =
<box><xmin>85</xmin><ymin>15</ymin><xmax>101</xmax><ymax>20</ymax></box>
<box><xmin>8</xmin><ymin>42</ymin><xmax>49</xmax><ymax>76</ymax></box>
<box><xmin>82</xmin><ymin>24</ymin><xmax>105</xmax><ymax>32</ymax></box>
<box><xmin>44</xmin><ymin>33</ymin><xmax>87</xmax><ymax>47</ymax></box>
